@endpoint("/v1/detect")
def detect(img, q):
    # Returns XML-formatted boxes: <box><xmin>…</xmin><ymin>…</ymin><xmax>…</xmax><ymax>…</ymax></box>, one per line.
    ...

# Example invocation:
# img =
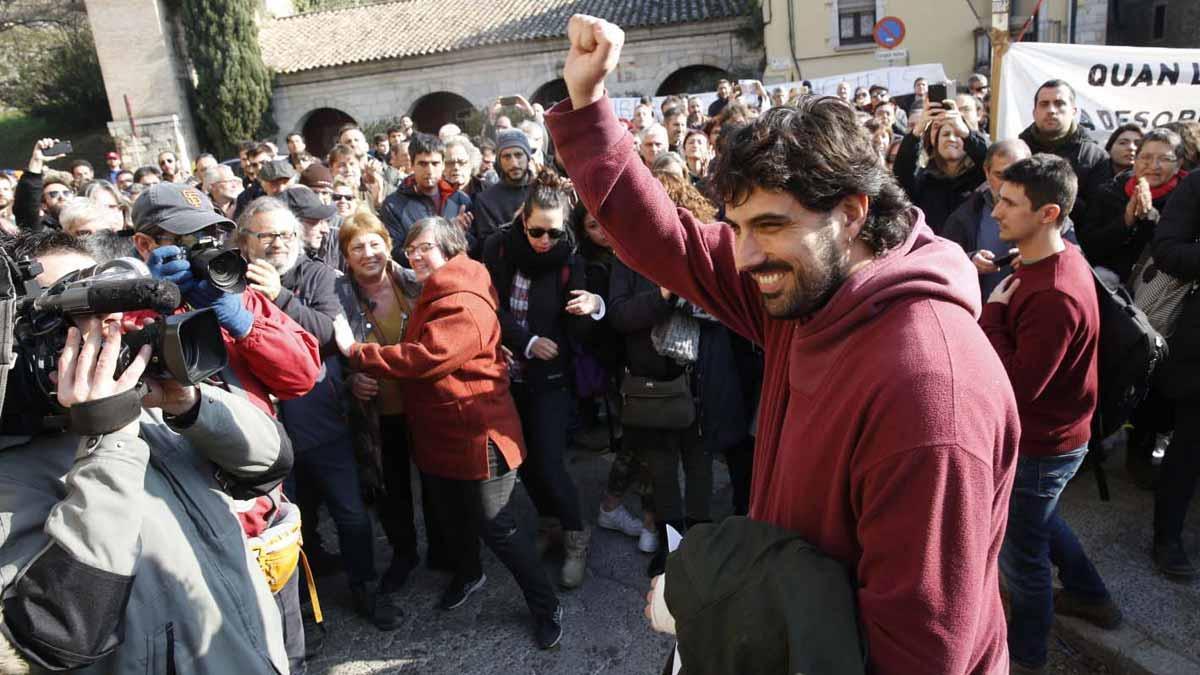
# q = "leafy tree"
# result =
<box><xmin>0</xmin><ymin>22</ymin><xmax>109</xmax><ymax>129</ymax></box>
<box><xmin>179</xmin><ymin>0</ymin><xmax>273</xmax><ymax>156</ymax></box>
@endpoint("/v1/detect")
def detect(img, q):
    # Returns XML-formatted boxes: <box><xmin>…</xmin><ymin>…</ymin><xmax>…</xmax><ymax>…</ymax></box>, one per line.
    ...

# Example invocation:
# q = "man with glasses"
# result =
<box><xmin>444</xmin><ymin>135</ymin><xmax>488</xmax><ymax>196</ymax></box>
<box><xmin>378</xmin><ymin>132</ymin><xmax>471</xmax><ymax>266</ymax></box>
<box><xmin>236</xmin><ymin>197</ymin><xmax>399</xmax><ymax>632</ymax></box>
<box><xmin>158</xmin><ymin>151</ymin><xmax>185</xmax><ymax>183</ymax></box>
<box><xmin>968</xmin><ymin>73</ymin><xmax>990</xmax><ymax>99</ymax></box>
<box><xmin>115</xmin><ymin>169</ymin><xmax>135</xmax><ymax>195</ymax></box>
<box><xmin>205</xmin><ymin>164</ymin><xmax>245</xmax><ymax>221</ymax></box>
<box><xmin>13</xmin><ymin>138</ymin><xmax>74</xmax><ymax>232</ymax></box>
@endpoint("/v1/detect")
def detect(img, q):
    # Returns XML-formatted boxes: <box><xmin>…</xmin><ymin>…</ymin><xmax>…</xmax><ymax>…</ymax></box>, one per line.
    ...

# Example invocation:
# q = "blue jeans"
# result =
<box><xmin>1000</xmin><ymin>445</ymin><xmax>1109</xmax><ymax>668</ymax></box>
<box><xmin>285</xmin><ymin>437</ymin><xmax>376</xmax><ymax>585</ymax></box>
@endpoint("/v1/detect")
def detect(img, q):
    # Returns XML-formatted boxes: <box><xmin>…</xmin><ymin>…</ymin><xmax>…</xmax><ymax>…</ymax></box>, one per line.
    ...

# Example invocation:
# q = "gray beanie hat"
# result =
<box><xmin>495</xmin><ymin>129</ymin><xmax>532</xmax><ymax>158</ymax></box>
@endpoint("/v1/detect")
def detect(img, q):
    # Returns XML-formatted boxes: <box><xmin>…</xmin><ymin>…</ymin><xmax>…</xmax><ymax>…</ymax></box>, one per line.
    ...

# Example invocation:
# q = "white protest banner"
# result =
<box><xmin>607</xmin><ymin>63</ymin><xmax>949</xmax><ymax>121</ymax></box>
<box><xmin>998</xmin><ymin>42</ymin><xmax>1200</xmax><ymax>143</ymax></box>
<box><xmin>805</xmin><ymin>62</ymin><xmax>947</xmax><ymax>97</ymax></box>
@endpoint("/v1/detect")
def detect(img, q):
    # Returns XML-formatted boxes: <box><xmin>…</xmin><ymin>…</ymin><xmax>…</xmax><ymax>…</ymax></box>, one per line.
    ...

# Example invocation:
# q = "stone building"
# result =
<box><xmin>1107</xmin><ymin>0</ymin><xmax>1200</xmax><ymax>49</ymax></box>
<box><xmin>259</xmin><ymin>0</ymin><xmax>763</xmax><ymax>157</ymax></box>
<box><xmin>760</xmin><ymin>0</ymin><xmax>1110</xmax><ymax>90</ymax></box>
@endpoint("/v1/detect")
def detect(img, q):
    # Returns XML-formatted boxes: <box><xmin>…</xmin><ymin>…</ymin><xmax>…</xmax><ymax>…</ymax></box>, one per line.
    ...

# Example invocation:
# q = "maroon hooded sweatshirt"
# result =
<box><xmin>547</xmin><ymin>96</ymin><xmax>1020</xmax><ymax>674</ymax></box>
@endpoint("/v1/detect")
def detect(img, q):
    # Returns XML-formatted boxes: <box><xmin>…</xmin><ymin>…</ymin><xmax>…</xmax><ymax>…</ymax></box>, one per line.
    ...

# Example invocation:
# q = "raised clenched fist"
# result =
<box><xmin>563</xmin><ymin>14</ymin><xmax>625</xmax><ymax>110</ymax></box>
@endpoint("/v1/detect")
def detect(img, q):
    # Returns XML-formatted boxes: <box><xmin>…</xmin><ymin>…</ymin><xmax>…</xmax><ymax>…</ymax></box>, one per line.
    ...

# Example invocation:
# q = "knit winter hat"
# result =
<box><xmin>495</xmin><ymin>129</ymin><xmax>532</xmax><ymax>158</ymax></box>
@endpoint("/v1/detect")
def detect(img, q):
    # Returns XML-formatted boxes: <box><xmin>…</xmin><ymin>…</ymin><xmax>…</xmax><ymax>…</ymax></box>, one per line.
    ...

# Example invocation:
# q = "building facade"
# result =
<box><xmin>260</xmin><ymin>0</ymin><xmax>763</xmax><ymax>156</ymax></box>
<box><xmin>761</xmin><ymin>0</ymin><xmax>1109</xmax><ymax>90</ymax></box>
<box><xmin>1108</xmin><ymin>0</ymin><xmax>1200</xmax><ymax>48</ymax></box>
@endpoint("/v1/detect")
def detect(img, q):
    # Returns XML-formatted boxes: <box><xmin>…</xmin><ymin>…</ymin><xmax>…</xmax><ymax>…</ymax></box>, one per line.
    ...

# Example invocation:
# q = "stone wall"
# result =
<box><xmin>1073</xmin><ymin>0</ymin><xmax>1109</xmax><ymax>45</ymax></box>
<box><xmin>85</xmin><ymin>0</ymin><xmax>201</xmax><ymax>169</ymax></box>
<box><xmin>270</xmin><ymin>19</ymin><xmax>760</xmax><ymax>142</ymax></box>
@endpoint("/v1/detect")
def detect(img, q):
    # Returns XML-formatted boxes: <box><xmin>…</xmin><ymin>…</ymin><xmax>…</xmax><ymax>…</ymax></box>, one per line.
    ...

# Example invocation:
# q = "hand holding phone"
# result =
<box><xmin>44</xmin><ymin>140</ymin><xmax>73</xmax><ymax>157</ymax></box>
<box><xmin>927</xmin><ymin>83</ymin><xmax>948</xmax><ymax>105</ymax></box>
<box><xmin>992</xmin><ymin>251</ymin><xmax>1019</xmax><ymax>268</ymax></box>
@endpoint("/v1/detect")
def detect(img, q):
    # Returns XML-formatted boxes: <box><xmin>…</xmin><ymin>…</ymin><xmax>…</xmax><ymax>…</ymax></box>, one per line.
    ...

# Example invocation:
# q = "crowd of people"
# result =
<box><xmin>2</xmin><ymin>11</ymin><xmax>1200</xmax><ymax>675</ymax></box>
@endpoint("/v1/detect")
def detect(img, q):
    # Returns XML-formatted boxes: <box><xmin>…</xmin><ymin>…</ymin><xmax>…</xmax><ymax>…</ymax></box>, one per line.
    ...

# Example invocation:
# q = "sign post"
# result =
<box><xmin>872</xmin><ymin>16</ymin><xmax>907</xmax><ymax>50</ymax></box>
<box><xmin>989</xmin><ymin>1</ymin><xmax>1011</xmax><ymax>138</ymax></box>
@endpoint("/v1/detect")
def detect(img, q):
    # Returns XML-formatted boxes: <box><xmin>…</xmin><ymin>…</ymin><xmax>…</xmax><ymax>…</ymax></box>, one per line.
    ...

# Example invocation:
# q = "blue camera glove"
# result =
<box><xmin>186</xmin><ymin>280</ymin><xmax>254</xmax><ymax>339</ymax></box>
<box><xmin>146</xmin><ymin>245</ymin><xmax>197</xmax><ymax>295</ymax></box>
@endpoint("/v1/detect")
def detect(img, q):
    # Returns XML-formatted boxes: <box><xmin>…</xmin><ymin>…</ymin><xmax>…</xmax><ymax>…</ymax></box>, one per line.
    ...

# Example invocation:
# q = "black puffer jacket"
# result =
<box><xmin>1150</xmin><ymin>171</ymin><xmax>1200</xmax><ymax>400</ymax></box>
<box><xmin>893</xmin><ymin>130</ymin><xmax>988</xmax><ymax>235</ymax></box>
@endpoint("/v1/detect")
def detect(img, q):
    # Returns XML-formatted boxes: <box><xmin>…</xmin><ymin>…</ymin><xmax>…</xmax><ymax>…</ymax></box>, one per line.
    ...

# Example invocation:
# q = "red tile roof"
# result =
<box><xmin>260</xmin><ymin>0</ymin><xmax>751</xmax><ymax>74</ymax></box>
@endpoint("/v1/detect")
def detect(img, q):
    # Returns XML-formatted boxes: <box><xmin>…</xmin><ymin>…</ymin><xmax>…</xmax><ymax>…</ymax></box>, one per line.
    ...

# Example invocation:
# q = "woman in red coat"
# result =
<box><xmin>333</xmin><ymin>216</ymin><xmax>563</xmax><ymax>650</ymax></box>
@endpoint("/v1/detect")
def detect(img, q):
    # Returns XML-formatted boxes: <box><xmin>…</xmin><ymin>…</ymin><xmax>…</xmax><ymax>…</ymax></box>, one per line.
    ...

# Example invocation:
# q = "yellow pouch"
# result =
<box><xmin>247</xmin><ymin>502</ymin><xmax>323</xmax><ymax>622</ymax></box>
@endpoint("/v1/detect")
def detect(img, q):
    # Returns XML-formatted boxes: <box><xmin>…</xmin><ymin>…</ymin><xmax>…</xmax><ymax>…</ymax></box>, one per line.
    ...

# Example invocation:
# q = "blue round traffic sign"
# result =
<box><xmin>873</xmin><ymin>16</ymin><xmax>906</xmax><ymax>50</ymax></box>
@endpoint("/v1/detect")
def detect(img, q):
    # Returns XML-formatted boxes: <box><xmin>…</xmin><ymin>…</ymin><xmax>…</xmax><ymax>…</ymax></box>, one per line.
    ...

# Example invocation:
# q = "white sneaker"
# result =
<box><xmin>637</xmin><ymin>527</ymin><xmax>659</xmax><ymax>554</ymax></box>
<box><xmin>597</xmin><ymin>504</ymin><xmax>644</xmax><ymax>537</ymax></box>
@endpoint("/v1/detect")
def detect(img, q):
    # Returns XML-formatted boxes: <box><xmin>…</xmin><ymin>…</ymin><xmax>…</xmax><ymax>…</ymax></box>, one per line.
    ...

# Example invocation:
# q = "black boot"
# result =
<box><xmin>1153</xmin><ymin>537</ymin><xmax>1199</xmax><ymax>580</ymax></box>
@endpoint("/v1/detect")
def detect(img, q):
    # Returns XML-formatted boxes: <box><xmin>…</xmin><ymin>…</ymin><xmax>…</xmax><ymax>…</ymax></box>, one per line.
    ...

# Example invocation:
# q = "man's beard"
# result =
<box><xmin>504</xmin><ymin>167</ymin><xmax>527</xmax><ymax>185</ymax></box>
<box><xmin>750</xmin><ymin>227</ymin><xmax>848</xmax><ymax>320</ymax></box>
<box><xmin>271</xmin><ymin>246</ymin><xmax>302</xmax><ymax>276</ymax></box>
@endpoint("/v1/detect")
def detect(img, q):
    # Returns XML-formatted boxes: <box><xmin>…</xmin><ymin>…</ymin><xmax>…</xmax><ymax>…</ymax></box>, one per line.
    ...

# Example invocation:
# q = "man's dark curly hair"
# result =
<box><xmin>708</xmin><ymin>96</ymin><xmax>915</xmax><ymax>256</ymax></box>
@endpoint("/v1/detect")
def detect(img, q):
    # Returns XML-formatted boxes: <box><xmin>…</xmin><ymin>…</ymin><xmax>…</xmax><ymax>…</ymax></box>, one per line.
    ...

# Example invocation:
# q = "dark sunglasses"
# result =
<box><xmin>526</xmin><ymin>227</ymin><xmax>565</xmax><ymax>240</ymax></box>
<box><xmin>331</xmin><ymin>194</ymin><xmax>354</xmax><ymax>202</ymax></box>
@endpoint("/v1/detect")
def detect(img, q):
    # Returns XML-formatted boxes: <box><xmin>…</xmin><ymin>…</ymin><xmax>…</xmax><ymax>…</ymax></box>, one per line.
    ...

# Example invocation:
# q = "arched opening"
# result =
<box><xmin>300</xmin><ymin>107</ymin><xmax>357</xmax><ymax>159</ymax></box>
<box><xmin>410</xmin><ymin>92</ymin><xmax>476</xmax><ymax>135</ymax></box>
<box><xmin>656</xmin><ymin>65</ymin><xmax>732</xmax><ymax>96</ymax></box>
<box><xmin>530</xmin><ymin>79</ymin><xmax>569</xmax><ymax>108</ymax></box>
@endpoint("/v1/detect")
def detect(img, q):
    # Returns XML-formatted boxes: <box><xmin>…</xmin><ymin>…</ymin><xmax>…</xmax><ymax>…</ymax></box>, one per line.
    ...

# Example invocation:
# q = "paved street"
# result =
<box><xmin>303</xmin><ymin>430</ymin><xmax>1131</xmax><ymax>674</ymax></box>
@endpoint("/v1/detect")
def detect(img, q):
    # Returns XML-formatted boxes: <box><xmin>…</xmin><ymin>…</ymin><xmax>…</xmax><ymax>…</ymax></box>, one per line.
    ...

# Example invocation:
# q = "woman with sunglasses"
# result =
<box><xmin>482</xmin><ymin>169</ymin><xmax>605</xmax><ymax>590</ymax></box>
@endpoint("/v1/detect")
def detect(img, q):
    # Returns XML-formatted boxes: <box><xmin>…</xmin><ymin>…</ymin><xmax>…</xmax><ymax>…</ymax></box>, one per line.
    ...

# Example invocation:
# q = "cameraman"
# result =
<box><xmin>128</xmin><ymin>184</ymin><xmax>320</xmax><ymax>672</ymax></box>
<box><xmin>0</xmin><ymin>232</ymin><xmax>293</xmax><ymax>673</ymax></box>
<box><xmin>128</xmin><ymin>183</ymin><xmax>321</xmax><ymax>414</ymax></box>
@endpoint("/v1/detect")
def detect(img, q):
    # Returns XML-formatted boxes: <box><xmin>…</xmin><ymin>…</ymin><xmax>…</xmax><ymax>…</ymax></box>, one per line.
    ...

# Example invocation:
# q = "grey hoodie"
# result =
<box><xmin>0</xmin><ymin>384</ymin><xmax>292</xmax><ymax>674</ymax></box>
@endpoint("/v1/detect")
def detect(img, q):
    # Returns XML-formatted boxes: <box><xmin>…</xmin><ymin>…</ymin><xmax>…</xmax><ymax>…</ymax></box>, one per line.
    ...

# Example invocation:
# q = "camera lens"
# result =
<box><xmin>190</xmin><ymin>248</ymin><xmax>247</xmax><ymax>294</ymax></box>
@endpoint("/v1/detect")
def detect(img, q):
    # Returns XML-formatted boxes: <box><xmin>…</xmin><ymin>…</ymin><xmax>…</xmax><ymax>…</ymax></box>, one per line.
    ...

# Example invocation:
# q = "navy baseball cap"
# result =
<box><xmin>131</xmin><ymin>183</ymin><xmax>234</xmax><ymax>235</ymax></box>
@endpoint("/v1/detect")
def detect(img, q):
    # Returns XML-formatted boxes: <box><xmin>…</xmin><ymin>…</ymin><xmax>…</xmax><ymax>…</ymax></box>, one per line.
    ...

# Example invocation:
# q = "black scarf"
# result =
<box><xmin>506</xmin><ymin>214</ymin><xmax>571</xmax><ymax>275</ymax></box>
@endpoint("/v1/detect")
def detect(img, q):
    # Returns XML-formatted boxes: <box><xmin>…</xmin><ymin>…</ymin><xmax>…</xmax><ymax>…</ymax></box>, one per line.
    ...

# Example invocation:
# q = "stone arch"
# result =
<box><xmin>530</xmin><ymin>78</ymin><xmax>569</xmax><ymax>108</ymax></box>
<box><xmin>656</xmin><ymin>64</ymin><xmax>733</xmax><ymax>96</ymax></box>
<box><xmin>299</xmin><ymin>107</ymin><xmax>358</xmax><ymax>159</ymax></box>
<box><xmin>409</xmin><ymin>92</ymin><xmax>476</xmax><ymax>135</ymax></box>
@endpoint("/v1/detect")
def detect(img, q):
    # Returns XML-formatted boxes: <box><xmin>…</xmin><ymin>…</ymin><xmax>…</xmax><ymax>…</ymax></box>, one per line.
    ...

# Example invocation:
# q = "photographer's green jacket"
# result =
<box><xmin>0</xmin><ymin>384</ymin><xmax>293</xmax><ymax>674</ymax></box>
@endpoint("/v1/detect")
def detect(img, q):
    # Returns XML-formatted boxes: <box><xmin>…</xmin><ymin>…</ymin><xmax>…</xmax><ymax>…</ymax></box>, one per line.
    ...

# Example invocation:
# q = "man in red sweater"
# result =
<box><xmin>547</xmin><ymin>15</ymin><xmax>1019</xmax><ymax>674</ymax></box>
<box><xmin>982</xmin><ymin>155</ymin><xmax>1120</xmax><ymax>673</ymax></box>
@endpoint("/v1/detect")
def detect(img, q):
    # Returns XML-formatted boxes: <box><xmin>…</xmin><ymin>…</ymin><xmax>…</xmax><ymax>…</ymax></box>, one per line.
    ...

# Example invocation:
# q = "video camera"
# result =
<box><xmin>0</xmin><ymin>249</ymin><xmax>228</xmax><ymax>435</ymax></box>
